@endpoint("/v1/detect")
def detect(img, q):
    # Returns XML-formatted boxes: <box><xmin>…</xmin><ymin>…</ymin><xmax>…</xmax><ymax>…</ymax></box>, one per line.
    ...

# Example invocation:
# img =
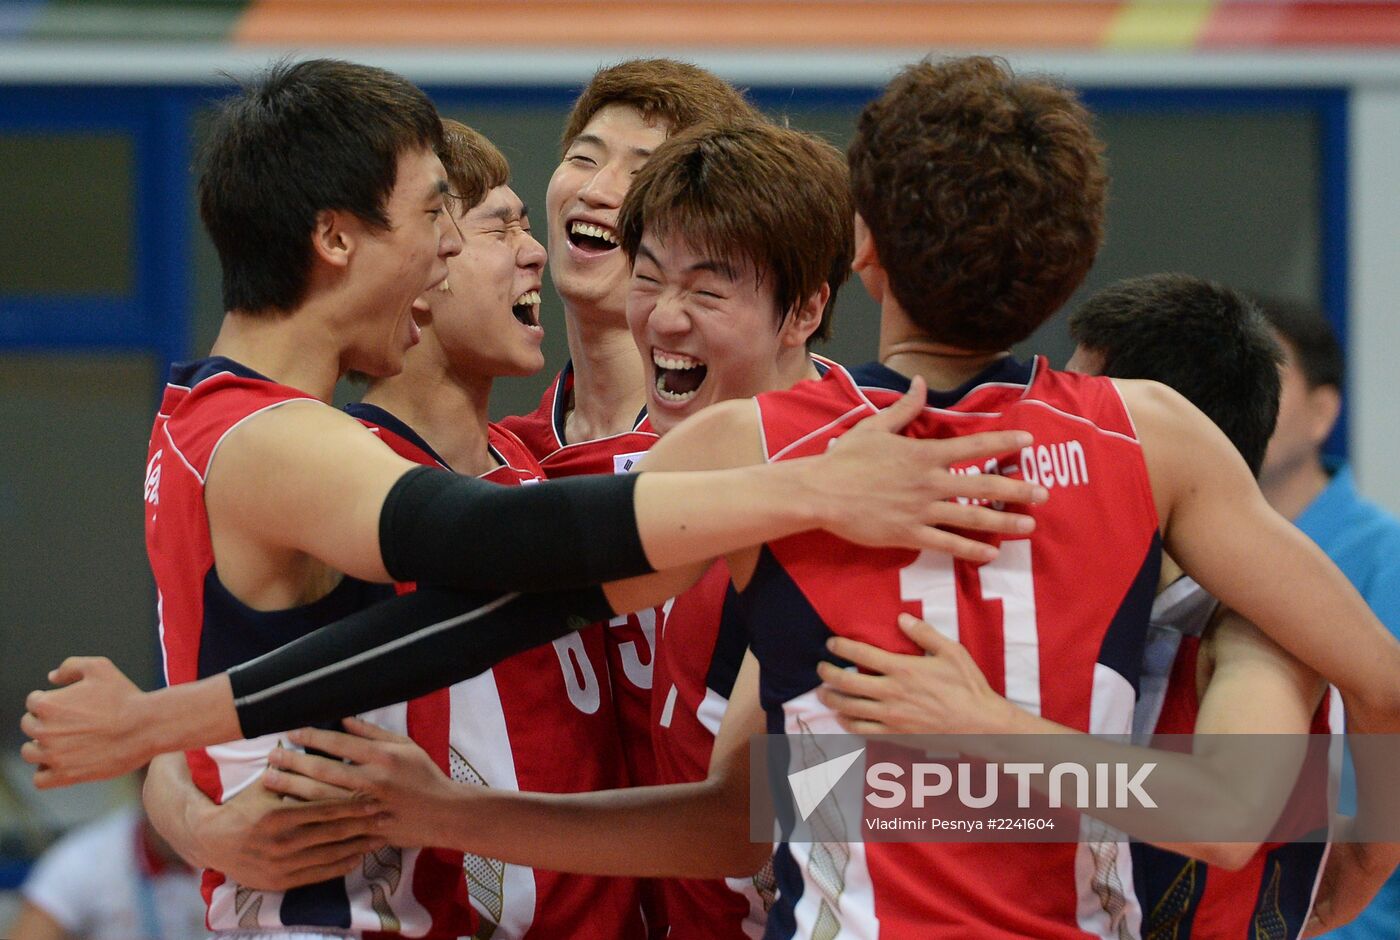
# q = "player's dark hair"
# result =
<box><xmin>199</xmin><ymin>58</ymin><xmax>444</xmax><ymax>314</ymax></box>
<box><xmin>618</xmin><ymin>120</ymin><xmax>853</xmax><ymax>343</ymax></box>
<box><xmin>848</xmin><ymin>56</ymin><xmax>1106</xmax><ymax>350</ymax></box>
<box><xmin>560</xmin><ymin>58</ymin><xmax>758</xmax><ymax>156</ymax></box>
<box><xmin>1069</xmin><ymin>273</ymin><xmax>1283</xmax><ymax>476</ymax></box>
<box><xmin>439</xmin><ymin>118</ymin><xmax>510</xmax><ymax>213</ymax></box>
<box><xmin>1253</xmin><ymin>296</ymin><xmax>1344</xmax><ymax>391</ymax></box>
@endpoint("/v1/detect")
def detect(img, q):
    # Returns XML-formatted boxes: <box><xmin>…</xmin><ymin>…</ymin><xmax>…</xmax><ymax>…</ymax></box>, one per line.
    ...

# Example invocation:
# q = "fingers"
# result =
<box><xmin>341</xmin><ymin>716</ymin><xmax>410</xmax><ymax>744</ymax></box>
<box><xmin>285</xmin><ymin>727</ymin><xmax>383</xmax><ymax>766</ymax></box>
<box><xmin>824</xmin><ymin>637</ymin><xmax>903</xmax><ymax>677</ymax></box>
<box><xmin>908</xmin><ymin>527</ymin><xmax>999</xmax><ymax>563</ymax></box>
<box><xmin>19</xmin><ymin>710</ymin><xmax>41</xmax><ymax>739</ymax></box>
<box><xmin>263</xmin><ymin>766</ymin><xmax>369</xmax><ymax>803</ymax></box>
<box><xmin>817</xmin><ymin>685</ymin><xmax>888</xmax><ymax>723</ymax></box>
<box><xmin>816</xmin><ymin>659</ymin><xmax>888</xmax><ymax>697</ymax></box>
<box><xmin>266</xmin><ymin>750</ymin><xmax>367</xmax><ymax>794</ymax></box>
<box><xmin>922</xmin><ymin>430</ymin><xmax>1033</xmax><ymax>470</ymax></box>
<box><xmin>271</xmin><ymin>815</ymin><xmax>383</xmax><ymax>854</ymax></box>
<box><xmin>835</xmin><ymin>715</ymin><xmax>891</xmax><ymax>737</ymax></box>
<box><xmin>860</xmin><ymin>377</ymin><xmax>927</xmax><ymax>433</ymax></box>
<box><xmin>49</xmin><ymin>656</ymin><xmax>108</xmax><ymax>686</ymax></box>
<box><xmin>921</xmin><ymin>501</ymin><xmax>1035</xmax><ymax>537</ymax></box>
<box><xmin>20</xmin><ymin>739</ymin><xmax>47</xmax><ymax>768</ymax></box>
<box><xmin>897</xmin><ymin>613</ymin><xmax>959</xmax><ymax>656</ymax></box>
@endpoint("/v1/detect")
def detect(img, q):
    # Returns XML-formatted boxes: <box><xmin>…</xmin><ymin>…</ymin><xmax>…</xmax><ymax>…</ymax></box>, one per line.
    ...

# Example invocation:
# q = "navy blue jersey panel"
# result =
<box><xmin>1096</xmin><ymin>531</ymin><xmax>1163</xmax><ymax>694</ymax></box>
<box><xmin>196</xmin><ymin>569</ymin><xmax>393</xmax><ymax>678</ymax></box>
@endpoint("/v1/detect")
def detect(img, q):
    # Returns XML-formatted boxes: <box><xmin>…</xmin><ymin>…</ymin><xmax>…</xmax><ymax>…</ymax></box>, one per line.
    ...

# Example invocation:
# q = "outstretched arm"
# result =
<box><xmin>263</xmin><ymin>652</ymin><xmax>771</xmax><ymax>879</ymax></box>
<box><xmin>215</xmin><ymin>382</ymin><xmax>1042</xmax><ymax>596</ymax></box>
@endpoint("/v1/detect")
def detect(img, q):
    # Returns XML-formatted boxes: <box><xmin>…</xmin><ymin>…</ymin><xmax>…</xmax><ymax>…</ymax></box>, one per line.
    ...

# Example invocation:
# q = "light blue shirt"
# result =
<box><xmin>1304</xmin><ymin>461</ymin><xmax>1400</xmax><ymax>939</ymax></box>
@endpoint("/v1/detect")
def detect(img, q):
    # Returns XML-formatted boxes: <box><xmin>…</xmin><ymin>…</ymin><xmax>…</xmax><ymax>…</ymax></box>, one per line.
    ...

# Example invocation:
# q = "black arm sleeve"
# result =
<box><xmin>228</xmin><ymin>584</ymin><xmax>614</xmax><ymax>739</ymax></box>
<box><xmin>379</xmin><ymin>466</ymin><xmax>654</xmax><ymax>592</ymax></box>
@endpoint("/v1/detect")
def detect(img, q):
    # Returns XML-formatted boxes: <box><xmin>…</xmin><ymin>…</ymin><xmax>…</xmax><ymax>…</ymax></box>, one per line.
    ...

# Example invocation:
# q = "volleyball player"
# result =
<box><xmin>258</xmin><ymin>58</ymin><xmax>1400</xmax><ymax>939</ymax></box>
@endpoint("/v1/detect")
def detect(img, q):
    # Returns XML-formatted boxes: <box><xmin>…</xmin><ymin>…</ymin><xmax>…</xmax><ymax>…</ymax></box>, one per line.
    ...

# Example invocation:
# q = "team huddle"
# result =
<box><xmin>17</xmin><ymin>54</ymin><xmax>1400</xmax><ymax>939</ymax></box>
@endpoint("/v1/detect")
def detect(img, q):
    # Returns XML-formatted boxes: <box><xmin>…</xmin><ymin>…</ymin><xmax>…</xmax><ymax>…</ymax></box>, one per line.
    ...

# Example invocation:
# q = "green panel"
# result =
<box><xmin>0</xmin><ymin>354</ymin><xmax>158</xmax><ymax>751</ymax></box>
<box><xmin>0</xmin><ymin>133</ymin><xmax>133</xmax><ymax>295</ymax></box>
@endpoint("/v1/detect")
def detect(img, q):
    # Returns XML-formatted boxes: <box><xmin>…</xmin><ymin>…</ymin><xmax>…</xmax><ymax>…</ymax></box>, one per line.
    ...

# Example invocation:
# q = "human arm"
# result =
<box><xmin>1124</xmin><ymin>380</ymin><xmax>1400</xmax><ymax>871</ymax></box>
<box><xmin>263</xmin><ymin>652</ymin><xmax>771</xmax><ymax>879</ymax></box>
<box><xmin>8</xmin><ymin>901</ymin><xmax>72</xmax><ymax>940</ymax></box>
<box><xmin>22</xmin><ymin>584</ymin><xmax>614</xmax><ymax>786</ymax></box>
<box><xmin>213</xmin><ymin>382</ymin><xmax>1041</xmax><ymax>598</ymax></box>
<box><xmin>602</xmin><ymin>388</ymin><xmax>1044</xmax><ymax>614</ymax></box>
<box><xmin>820</xmin><ymin>612</ymin><xmax>1321</xmax><ymax>868</ymax></box>
<box><xmin>1123</xmin><ymin>379</ymin><xmax>1400</xmax><ymax>724</ymax></box>
<box><xmin>142</xmin><ymin>752</ymin><xmax>384</xmax><ymax>890</ymax></box>
<box><xmin>1303</xmin><ymin>818</ymin><xmax>1397</xmax><ymax>936</ymax></box>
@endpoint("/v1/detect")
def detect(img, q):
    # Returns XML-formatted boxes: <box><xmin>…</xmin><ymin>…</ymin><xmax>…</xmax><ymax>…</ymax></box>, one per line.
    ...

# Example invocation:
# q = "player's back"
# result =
<box><xmin>744</xmin><ymin>358</ymin><xmax>1161</xmax><ymax>939</ymax></box>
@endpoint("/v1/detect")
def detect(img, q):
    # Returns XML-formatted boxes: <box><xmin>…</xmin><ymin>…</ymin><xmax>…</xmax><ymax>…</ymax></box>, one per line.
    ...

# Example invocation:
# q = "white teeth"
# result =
<box><xmin>655</xmin><ymin>375</ymin><xmax>699</xmax><ymax>402</ymax></box>
<box><xmin>570</xmin><ymin>221</ymin><xmax>619</xmax><ymax>245</ymax></box>
<box><xmin>513</xmin><ymin>290</ymin><xmax>541</xmax><ymax>306</ymax></box>
<box><xmin>652</xmin><ymin>351</ymin><xmax>704</xmax><ymax>371</ymax></box>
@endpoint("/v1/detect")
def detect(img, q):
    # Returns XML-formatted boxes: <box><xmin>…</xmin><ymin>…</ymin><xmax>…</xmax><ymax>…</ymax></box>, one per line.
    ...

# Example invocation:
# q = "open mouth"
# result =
<box><xmin>652</xmin><ymin>349</ymin><xmax>708</xmax><ymax>403</ymax></box>
<box><xmin>512</xmin><ymin>290</ymin><xmax>542</xmax><ymax>329</ymax></box>
<box><xmin>567</xmin><ymin>220</ymin><xmax>620</xmax><ymax>254</ymax></box>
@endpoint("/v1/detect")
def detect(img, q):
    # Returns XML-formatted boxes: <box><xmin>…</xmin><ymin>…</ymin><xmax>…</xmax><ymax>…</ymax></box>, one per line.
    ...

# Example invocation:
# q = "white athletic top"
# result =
<box><xmin>22</xmin><ymin>806</ymin><xmax>207</xmax><ymax>940</ymax></box>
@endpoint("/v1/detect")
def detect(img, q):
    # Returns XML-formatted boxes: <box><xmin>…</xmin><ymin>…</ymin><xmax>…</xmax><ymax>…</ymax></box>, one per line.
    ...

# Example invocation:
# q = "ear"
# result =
<box><xmin>310</xmin><ymin>209</ymin><xmax>354</xmax><ymax>269</ymax></box>
<box><xmin>781</xmin><ymin>283</ymin><xmax>830</xmax><ymax>349</ymax></box>
<box><xmin>851</xmin><ymin>213</ymin><xmax>879</xmax><ymax>274</ymax></box>
<box><xmin>1306</xmin><ymin>383</ymin><xmax>1343</xmax><ymax>446</ymax></box>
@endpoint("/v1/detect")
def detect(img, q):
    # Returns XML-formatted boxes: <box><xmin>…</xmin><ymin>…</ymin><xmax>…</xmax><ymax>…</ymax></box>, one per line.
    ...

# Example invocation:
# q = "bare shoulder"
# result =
<box><xmin>636</xmin><ymin>399</ymin><xmax>765</xmax><ymax>473</ymax></box>
<box><xmin>209</xmin><ymin>398</ymin><xmax>403</xmax><ymax>484</ymax></box>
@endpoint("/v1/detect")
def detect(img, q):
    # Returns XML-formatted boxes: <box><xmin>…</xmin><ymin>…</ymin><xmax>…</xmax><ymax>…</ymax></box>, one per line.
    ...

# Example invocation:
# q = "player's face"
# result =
<box><xmin>628</xmin><ymin>233</ymin><xmax>795</xmax><ymax>435</ymax></box>
<box><xmin>346</xmin><ymin>146</ymin><xmax>463</xmax><ymax>377</ymax></box>
<box><xmin>1260</xmin><ymin>339</ymin><xmax>1333</xmax><ymax>486</ymax></box>
<box><xmin>426</xmin><ymin>185</ymin><xmax>546</xmax><ymax>379</ymax></box>
<box><xmin>546</xmin><ymin>105</ymin><xmax>669</xmax><ymax>325</ymax></box>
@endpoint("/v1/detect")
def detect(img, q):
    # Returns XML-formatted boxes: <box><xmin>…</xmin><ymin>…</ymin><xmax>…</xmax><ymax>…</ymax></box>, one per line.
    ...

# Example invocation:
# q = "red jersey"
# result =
<box><xmin>146</xmin><ymin>358</ymin><xmax>470</xmax><ymax>938</ymax></box>
<box><xmin>746</xmin><ymin>359</ymin><xmax>1162</xmax><ymax>940</ymax></box>
<box><xmin>501</xmin><ymin>362</ymin><xmax>662</xmax><ymax>789</ymax></box>
<box><xmin>347</xmin><ymin>402</ymin><xmax>645</xmax><ymax>940</ymax></box>
<box><xmin>1132</xmin><ymin>577</ymin><xmax>1339</xmax><ymax>940</ymax></box>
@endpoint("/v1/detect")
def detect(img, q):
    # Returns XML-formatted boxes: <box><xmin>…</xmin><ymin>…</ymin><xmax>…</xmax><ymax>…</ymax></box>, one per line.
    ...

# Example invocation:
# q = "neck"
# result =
<box><xmin>877</xmin><ymin>338</ymin><xmax>1010</xmax><ymax>391</ymax></box>
<box><xmin>208</xmin><ymin>309</ymin><xmax>344</xmax><ymax>402</ymax></box>
<box><xmin>362</xmin><ymin>344</ymin><xmax>495</xmax><ymax>476</ymax></box>
<box><xmin>1260</xmin><ymin>455</ymin><xmax>1331</xmax><ymax>522</ymax></box>
<box><xmin>561</xmin><ymin>302</ymin><xmax>647</xmax><ymax>443</ymax></box>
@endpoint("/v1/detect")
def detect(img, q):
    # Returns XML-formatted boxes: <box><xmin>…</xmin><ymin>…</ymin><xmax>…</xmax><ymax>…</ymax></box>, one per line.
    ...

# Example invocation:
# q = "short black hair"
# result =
<box><xmin>1252</xmin><ymin>296</ymin><xmax>1344</xmax><ymax>391</ymax></box>
<box><xmin>1069</xmin><ymin>273</ymin><xmax>1283</xmax><ymax>476</ymax></box>
<box><xmin>199</xmin><ymin>58</ymin><xmax>444</xmax><ymax>314</ymax></box>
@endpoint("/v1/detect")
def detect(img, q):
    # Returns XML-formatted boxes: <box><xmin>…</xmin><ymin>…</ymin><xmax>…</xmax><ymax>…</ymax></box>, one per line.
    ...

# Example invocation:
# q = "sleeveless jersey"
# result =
<box><xmin>146</xmin><ymin>358</ymin><xmax>469</xmax><ymax>938</ymax></box>
<box><xmin>648</xmin><ymin>355</ymin><xmax>836</xmax><ymax>940</ymax></box>
<box><xmin>1131</xmin><ymin>577</ymin><xmax>1340</xmax><ymax>940</ymax></box>
<box><xmin>346</xmin><ymin>402</ymin><xmax>645</xmax><ymax>940</ymax></box>
<box><xmin>501</xmin><ymin>361</ymin><xmax>662</xmax><ymax>790</ymax></box>
<box><xmin>745</xmin><ymin>358</ymin><xmax>1162</xmax><ymax>940</ymax></box>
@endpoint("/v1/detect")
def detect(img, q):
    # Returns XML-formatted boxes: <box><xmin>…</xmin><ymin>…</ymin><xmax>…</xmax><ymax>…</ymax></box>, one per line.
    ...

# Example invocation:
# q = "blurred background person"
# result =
<box><xmin>8</xmin><ymin>770</ymin><xmax>205</xmax><ymax>940</ymax></box>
